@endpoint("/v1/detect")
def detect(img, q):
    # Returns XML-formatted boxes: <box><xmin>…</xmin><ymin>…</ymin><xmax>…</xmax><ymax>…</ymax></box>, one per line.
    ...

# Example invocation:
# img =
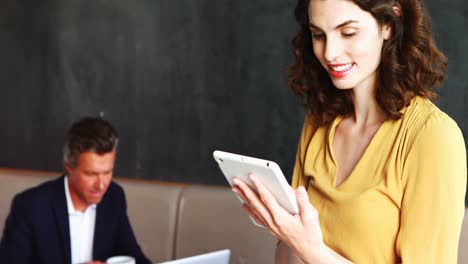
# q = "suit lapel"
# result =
<box><xmin>52</xmin><ymin>176</ymin><xmax>71</xmax><ymax>263</ymax></box>
<box><xmin>93</xmin><ymin>190</ymin><xmax>112</xmax><ymax>260</ymax></box>
<box><xmin>93</xmin><ymin>203</ymin><xmax>104</xmax><ymax>258</ymax></box>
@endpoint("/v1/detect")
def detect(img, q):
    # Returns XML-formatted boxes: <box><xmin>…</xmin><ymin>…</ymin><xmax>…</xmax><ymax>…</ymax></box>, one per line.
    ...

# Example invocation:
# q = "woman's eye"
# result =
<box><xmin>342</xmin><ymin>31</ymin><xmax>358</xmax><ymax>38</ymax></box>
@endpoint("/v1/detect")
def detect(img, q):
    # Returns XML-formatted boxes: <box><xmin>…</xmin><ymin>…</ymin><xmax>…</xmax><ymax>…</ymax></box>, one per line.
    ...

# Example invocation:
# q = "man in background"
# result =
<box><xmin>0</xmin><ymin>117</ymin><xmax>151</xmax><ymax>264</ymax></box>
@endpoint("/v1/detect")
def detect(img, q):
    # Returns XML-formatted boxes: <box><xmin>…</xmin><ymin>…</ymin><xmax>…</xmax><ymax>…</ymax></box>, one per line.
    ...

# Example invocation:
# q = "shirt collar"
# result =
<box><xmin>64</xmin><ymin>176</ymin><xmax>97</xmax><ymax>214</ymax></box>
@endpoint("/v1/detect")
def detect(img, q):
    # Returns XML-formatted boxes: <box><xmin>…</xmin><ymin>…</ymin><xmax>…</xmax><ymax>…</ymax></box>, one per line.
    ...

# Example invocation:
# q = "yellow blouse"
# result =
<box><xmin>291</xmin><ymin>97</ymin><xmax>467</xmax><ymax>263</ymax></box>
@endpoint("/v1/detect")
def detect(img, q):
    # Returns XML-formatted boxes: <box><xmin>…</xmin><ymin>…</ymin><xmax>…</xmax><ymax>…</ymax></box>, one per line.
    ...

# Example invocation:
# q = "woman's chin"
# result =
<box><xmin>332</xmin><ymin>83</ymin><xmax>355</xmax><ymax>91</ymax></box>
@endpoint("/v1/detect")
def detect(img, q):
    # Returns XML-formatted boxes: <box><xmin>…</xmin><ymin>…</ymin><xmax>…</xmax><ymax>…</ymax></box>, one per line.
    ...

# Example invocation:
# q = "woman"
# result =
<box><xmin>233</xmin><ymin>0</ymin><xmax>466</xmax><ymax>263</ymax></box>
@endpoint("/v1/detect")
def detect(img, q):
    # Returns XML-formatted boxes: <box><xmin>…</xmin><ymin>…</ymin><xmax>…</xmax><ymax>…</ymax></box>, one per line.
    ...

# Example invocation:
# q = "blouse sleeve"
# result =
<box><xmin>291</xmin><ymin>114</ymin><xmax>316</xmax><ymax>189</ymax></box>
<box><xmin>396</xmin><ymin>113</ymin><xmax>467</xmax><ymax>263</ymax></box>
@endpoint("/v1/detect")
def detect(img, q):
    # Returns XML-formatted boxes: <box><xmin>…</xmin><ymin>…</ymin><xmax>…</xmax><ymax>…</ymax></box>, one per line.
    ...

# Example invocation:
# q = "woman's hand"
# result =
<box><xmin>232</xmin><ymin>175</ymin><xmax>351</xmax><ymax>264</ymax></box>
<box><xmin>276</xmin><ymin>239</ymin><xmax>306</xmax><ymax>264</ymax></box>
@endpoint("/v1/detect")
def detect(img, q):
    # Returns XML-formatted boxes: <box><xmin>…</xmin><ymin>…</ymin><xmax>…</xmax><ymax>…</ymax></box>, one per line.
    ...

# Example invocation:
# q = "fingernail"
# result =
<box><xmin>298</xmin><ymin>186</ymin><xmax>307</xmax><ymax>195</ymax></box>
<box><xmin>249</xmin><ymin>174</ymin><xmax>257</xmax><ymax>182</ymax></box>
<box><xmin>233</xmin><ymin>178</ymin><xmax>240</xmax><ymax>185</ymax></box>
<box><xmin>232</xmin><ymin>188</ymin><xmax>237</xmax><ymax>194</ymax></box>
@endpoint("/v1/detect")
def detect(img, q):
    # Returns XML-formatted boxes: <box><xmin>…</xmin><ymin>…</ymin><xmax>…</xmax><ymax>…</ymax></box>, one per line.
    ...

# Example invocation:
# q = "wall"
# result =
<box><xmin>0</xmin><ymin>0</ymin><xmax>466</xmax><ymax>192</ymax></box>
<box><xmin>0</xmin><ymin>0</ymin><xmax>302</xmax><ymax>186</ymax></box>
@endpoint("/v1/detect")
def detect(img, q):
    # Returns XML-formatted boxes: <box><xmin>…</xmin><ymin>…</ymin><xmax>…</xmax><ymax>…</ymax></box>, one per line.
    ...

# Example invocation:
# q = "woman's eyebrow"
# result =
<box><xmin>309</xmin><ymin>20</ymin><xmax>359</xmax><ymax>30</ymax></box>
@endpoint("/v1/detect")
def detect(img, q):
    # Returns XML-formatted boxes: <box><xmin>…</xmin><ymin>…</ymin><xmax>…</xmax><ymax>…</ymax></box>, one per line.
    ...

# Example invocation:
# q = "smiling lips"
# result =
<box><xmin>328</xmin><ymin>63</ymin><xmax>354</xmax><ymax>78</ymax></box>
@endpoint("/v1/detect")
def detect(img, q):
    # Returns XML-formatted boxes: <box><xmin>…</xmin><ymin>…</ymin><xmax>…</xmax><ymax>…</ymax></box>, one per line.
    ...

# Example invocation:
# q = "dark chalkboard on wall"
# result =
<box><xmin>0</xmin><ymin>0</ymin><xmax>303</xmax><ymax>186</ymax></box>
<box><xmin>0</xmin><ymin>0</ymin><xmax>466</xmax><ymax>201</ymax></box>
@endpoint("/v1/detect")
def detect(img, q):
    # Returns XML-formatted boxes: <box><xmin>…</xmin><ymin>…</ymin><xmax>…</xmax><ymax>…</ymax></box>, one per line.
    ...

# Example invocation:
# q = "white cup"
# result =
<box><xmin>106</xmin><ymin>255</ymin><xmax>136</xmax><ymax>264</ymax></box>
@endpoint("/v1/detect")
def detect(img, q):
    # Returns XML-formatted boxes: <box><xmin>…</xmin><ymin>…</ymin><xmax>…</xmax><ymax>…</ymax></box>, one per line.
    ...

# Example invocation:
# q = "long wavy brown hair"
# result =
<box><xmin>287</xmin><ymin>0</ymin><xmax>447</xmax><ymax>126</ymax></box>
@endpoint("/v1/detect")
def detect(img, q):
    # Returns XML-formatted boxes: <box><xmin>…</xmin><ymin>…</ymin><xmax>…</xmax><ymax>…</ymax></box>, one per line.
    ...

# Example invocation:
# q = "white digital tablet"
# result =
<box><xmin>213</xmin><ymin>150</ymin><xmax>299</xmax><ymax>226</ymax></box>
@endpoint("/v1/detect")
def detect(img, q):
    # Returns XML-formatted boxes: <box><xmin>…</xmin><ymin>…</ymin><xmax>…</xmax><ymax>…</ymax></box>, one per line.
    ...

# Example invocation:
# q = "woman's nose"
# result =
<box><xmin>324</xmin><ymin>36</ymin><xmax>343</xmax><ymax>63</ymax></box>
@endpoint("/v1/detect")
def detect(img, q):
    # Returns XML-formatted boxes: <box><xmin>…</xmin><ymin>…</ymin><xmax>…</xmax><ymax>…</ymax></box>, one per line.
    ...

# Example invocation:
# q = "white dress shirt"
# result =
<box><xmin>64</xmin><ymin>176</ymin><xmax>97</xmax><ymax>264</ymax></box>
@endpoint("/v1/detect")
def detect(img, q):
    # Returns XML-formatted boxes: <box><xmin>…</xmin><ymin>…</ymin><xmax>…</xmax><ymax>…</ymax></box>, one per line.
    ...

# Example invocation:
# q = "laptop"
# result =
<box><xmin>159</xmin><ymin>249</ymin><xmax>231</xmax><ymax>264</ymax></box>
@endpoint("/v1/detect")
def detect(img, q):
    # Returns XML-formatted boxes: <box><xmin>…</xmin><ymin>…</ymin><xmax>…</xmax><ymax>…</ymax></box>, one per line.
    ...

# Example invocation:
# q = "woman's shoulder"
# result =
<box><xmin>401</xmin><ymin>96</ymin><xmax>463</xmax><ymax>145</ymax></box>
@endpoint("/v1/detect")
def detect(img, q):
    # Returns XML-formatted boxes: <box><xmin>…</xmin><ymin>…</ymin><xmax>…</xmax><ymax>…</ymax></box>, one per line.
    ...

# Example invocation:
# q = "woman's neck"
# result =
<box><xmin>349</xmin><ymin>85</ymin><xmax>387</xmax><ymax>127</ymax></box>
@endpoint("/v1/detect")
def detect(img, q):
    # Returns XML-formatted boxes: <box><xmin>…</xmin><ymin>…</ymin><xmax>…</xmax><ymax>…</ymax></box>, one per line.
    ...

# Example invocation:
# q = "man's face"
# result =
<box><xmin>65</xmin><ymin>150</ymin><xmax>116</xmax><ymax>211</ymax></box>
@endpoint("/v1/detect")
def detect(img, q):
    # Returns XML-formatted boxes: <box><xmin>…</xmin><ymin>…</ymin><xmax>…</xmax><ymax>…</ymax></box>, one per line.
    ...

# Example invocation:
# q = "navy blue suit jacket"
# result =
<box><xmin>0</xmin><ymin>176</ymin><xmax>151</xmax><ymax>264</ymax></box>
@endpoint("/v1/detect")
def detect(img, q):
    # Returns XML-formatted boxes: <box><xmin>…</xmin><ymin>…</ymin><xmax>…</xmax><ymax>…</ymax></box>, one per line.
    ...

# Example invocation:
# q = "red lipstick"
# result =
<box><xmin>328</xmin><ymin>63</ymin><xmax>354</xmax><ymax>78</ymax></box>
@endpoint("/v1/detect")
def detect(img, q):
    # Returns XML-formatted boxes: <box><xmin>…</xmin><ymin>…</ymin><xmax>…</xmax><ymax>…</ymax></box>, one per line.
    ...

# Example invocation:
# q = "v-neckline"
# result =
<box><xmin>327</xmin><ymin>115</ymin><xmax>388</xmax><ymax>190</ymax></box>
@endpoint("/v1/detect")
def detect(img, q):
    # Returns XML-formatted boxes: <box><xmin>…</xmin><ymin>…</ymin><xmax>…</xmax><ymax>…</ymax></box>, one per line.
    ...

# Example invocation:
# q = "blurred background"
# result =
<box><xmin>0</xmin><ymin>0</ymin><xmax>465</xmax><ymax>193</ymax></box>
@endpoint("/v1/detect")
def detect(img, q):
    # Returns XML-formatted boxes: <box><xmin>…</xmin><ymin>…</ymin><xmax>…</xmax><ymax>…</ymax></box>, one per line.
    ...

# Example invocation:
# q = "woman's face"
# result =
<box><xmin>308</xmin><ymin>0</ymin><xmax>391</xmax><ymax>91</ymax></box>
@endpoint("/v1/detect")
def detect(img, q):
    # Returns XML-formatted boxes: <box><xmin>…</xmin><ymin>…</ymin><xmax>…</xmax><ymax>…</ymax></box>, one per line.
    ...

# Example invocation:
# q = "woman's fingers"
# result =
<box><xmin>249</xmin><ymin>174</ymin><xmax>289</xmax><ymax>218</ymax></box>
<box><xmin>232</xmin><ymin>185</ymin><xmax>268</xmax><ymax>227</ymax></box>
<box><xmin>233</xmin><ymin>177</ymin><xmax>276</xmax><ymax>229</ymax></box>
<box><xmin>295</xmin><ymin>186</ymin><xmax>316</xmax><ymax>223</ymax></box>
<box><xmin>248</xmin><ymin>174</ymin><xmax>298</xmax><ymax>237</ymax></box>
<box><xmin>243</xmin><ymin>204</ymin><xmax>285</xmax><ymax>239</ymax></box>
<box><xmin>232</xmin><ymin>186</ymin><xmax>249</xmax><ymax>205</ymax></box>
<box><xmin>242</xmin><ymin>203</ymin><xmax>268</xmax><ymax>228</ymax></box>
<box><xmin>232</xmin><ymin>186</ymin><xmax>266</xmax><ymax>226</ymax></box>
